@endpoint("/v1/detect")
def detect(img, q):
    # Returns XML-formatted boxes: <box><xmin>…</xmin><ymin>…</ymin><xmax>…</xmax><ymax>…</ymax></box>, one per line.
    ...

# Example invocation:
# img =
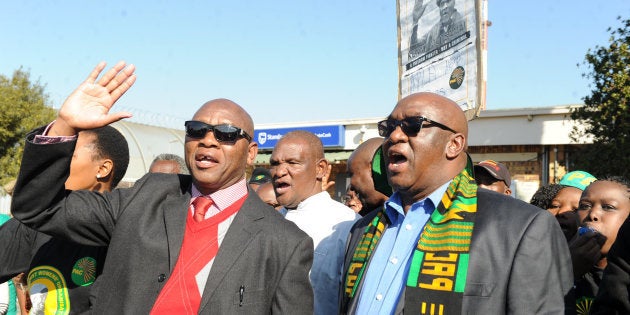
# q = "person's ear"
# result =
<box><xmin>315</xmin><ymin>158</ymin><xmax>330</xmax><ymax>181</ymax></box>
<box><xmin>445</xmin><ymin>133</ymin><xmax>466</xmax><ymax>159</ymax></box>
<box><xmin>97</xmin><ymin>159</ymin><xmax>113</xmax><ymax>181</ymax></box>
<box><xmin>246</xmin><ymin>142</ymin><xmax>258</xmax><ymax>166</ymax></box>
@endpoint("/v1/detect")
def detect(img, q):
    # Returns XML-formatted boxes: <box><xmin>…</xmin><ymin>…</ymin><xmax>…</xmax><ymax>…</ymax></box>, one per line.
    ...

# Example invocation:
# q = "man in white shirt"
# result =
<box><xmin>270</xmin><ymin>130</ymin><xmax>360</xmax><ymax>315</ymax></box>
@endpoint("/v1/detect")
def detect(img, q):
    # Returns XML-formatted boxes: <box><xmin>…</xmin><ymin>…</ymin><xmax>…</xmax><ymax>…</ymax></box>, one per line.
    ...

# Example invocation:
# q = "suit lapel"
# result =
<box><xmin>162</xmin><ymin>189</ymin><xmax>192</xmax><ymax>269</ymax></box>
<box><xmin>198</xmin><ymin>194</ymin><xmax>264</xmax><ymax>311</ymax></box>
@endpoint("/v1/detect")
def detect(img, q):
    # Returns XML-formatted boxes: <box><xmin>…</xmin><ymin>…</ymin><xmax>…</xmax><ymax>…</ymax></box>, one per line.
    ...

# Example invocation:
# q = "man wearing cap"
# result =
<box><xmin>474</xmin><ymin>160</ymin><xmax>512</xmax><ymax>196</ymax></box>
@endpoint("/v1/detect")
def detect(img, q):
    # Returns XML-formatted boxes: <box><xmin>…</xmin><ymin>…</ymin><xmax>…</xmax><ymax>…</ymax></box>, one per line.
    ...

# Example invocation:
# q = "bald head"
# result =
<box><xmin>278</xmin><ymin>130</ymin><xmax>325</xmax><ymax>161</ymax></box>
<box><xmin>347</xmin><ymin>137</ymin><xmax>388</xmax><ymax>213</ymax></box>
<box><xmin>193</xmin><ymin>99</ymin><xmax>255</xmax><ymax>136</ymax></box>
<box><xmin>395</xmin><ymin>92</ymin><xmax>468</xmax><ymax>138</ymax></box>
<box><xmin>349</xmin><ymin>138</ymin><xmax>384</xmax><ymax>166</ymax></box>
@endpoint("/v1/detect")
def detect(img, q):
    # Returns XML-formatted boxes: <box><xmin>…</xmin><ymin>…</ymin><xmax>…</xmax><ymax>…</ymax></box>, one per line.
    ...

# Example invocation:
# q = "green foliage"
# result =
<box><xmin>571</xmin><ymin>17</ymin><xmax>630</xmax><ymax>178</ymax></box>
<box><xmin>0</xmin><ymin>68</ymin><xmax>57</xmax><ymax>185</ymax></box>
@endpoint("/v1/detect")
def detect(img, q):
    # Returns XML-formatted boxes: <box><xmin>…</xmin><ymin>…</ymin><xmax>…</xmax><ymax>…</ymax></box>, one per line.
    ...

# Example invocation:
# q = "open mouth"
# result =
<box><xmin>274</xmin><ymin>182</ymin><xmax>291</xmax><ymax>193</ymax></box>
<box><xmin>195</xmin><ymin>153</ymin><xmax>218</xmax><ymax>168</ymax></box>
<box><xmin>387</xmin><ymin>151</ymin><xmax>407</xmax><ymax>166</ymax></box>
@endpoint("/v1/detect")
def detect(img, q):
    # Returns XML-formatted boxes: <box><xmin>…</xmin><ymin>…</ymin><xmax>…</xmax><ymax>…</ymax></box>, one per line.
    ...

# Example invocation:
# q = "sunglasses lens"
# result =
<box><xmin>377</xmin><ymin>120</ymin><xmax>392</xmax><ymax>137</ymax></box>
<box><xmin>185</xmin><ymin>121</ymin><xmax>249</xmax><ymax>142</ymax></box>
<box><xmin>185</xmin><ymin>121</ymin><xmax>208</xmax><ymax>138</ymax></box>
<box><xmin>214</xmin><ymin>125</ymin><xmax>240</xmax><ymax>142</ymax></box>
<box><xmin>401</xmin><ymin>118</ymin><xmax>422</xmax><ymax>135</ymax></box>
<box><xmin>377</xmin><ymin>118</ymin><xmax>425</xmax><ymax>137</ymax></box>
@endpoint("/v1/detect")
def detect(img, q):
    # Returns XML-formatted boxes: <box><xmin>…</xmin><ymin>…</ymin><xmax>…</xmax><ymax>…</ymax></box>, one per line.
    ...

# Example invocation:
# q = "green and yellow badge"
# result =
<box><xmin>71</xmin><ymin>257</ymin><xmax>97</xmax><ymax>286</ymax></box>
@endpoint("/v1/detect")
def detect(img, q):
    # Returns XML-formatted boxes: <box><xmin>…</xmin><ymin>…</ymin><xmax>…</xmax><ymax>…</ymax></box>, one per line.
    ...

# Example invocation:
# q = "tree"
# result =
<box><xmin>571</xmin><ymin>17</ymin><xmax>630</xmax><ymax>178</ymax></box>
<box><xmin>0</xmin><ymin>68</ymin><xmax>57</xmax><ymax>185</ymax></box>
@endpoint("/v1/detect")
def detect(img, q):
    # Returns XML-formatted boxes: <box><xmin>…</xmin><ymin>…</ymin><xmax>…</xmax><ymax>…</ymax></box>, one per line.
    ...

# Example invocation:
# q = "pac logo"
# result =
<box><xmin>257</xmin><ymin>132</ymin><xmax>267</xmax><ymax>145</ymax></box>
<box><xmin>449</xmin><ymin>66</ymin><xmax>465</xmax><ymax>89</ymax></box>
<box><xmin>71</xmin><ymin>257</ymin><xmax>97</xmax><ymax>286</ymax></box>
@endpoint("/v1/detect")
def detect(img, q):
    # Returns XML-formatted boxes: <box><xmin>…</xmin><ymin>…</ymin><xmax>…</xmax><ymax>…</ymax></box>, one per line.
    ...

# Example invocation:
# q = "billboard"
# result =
<box><xmin>398</xmin><ymin>0</ymin><xmax>488</xmax><ymax>120</ymax></box>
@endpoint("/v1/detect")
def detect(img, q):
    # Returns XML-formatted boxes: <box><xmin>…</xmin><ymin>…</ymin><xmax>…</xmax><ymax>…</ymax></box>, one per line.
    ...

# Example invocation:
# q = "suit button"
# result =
<box><xmin>158</xmin><ymin>274</ymin><xmax>166</xmax><ymax>282</ymax></box>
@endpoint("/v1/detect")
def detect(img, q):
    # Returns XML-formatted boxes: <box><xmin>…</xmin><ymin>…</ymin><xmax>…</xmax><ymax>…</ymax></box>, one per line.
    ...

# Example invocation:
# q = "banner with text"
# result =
<box><xmin>398</xmin><ymin>0</ymin><xmax>487</xmax><ymax>120</ymax></box>
<box><xmin>254</xmin><ymin>125</ymin><xmax>345</xmax><ymax>150</ymax></box>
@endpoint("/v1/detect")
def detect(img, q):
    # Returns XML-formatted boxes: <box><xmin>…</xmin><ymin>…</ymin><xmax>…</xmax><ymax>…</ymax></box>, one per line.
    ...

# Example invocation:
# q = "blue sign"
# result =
<box><xmin>254</xmin><ymin>125</ymin><xmax>345</xmax><ymax>149</ymax></box>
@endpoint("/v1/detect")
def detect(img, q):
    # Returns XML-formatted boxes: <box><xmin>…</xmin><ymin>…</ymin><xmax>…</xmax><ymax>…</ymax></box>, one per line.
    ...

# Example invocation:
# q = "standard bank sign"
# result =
<box><xmin>254</xmin><ymin>125</ymin><xmax>345</xmax><ymax>149</ymax></box>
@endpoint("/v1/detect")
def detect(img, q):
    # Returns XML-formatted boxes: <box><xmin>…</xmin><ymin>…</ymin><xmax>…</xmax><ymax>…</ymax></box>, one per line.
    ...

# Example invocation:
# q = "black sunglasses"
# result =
<box><xmin>377</xmin><ymin>116</ymin><xmax>457</xmax><ymax>138</ymax></box>
<box><xmin>185</xmin><ymin>120</ymin><xmax>252</xmax><ymax>143</ymax></box>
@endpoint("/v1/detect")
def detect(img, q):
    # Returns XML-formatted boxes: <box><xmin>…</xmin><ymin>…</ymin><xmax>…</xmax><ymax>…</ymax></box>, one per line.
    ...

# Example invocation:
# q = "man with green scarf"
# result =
<box><xmin>340</xmin><ymin>92</ymin><xmax>573</xmax><ymax>314</ymax></box>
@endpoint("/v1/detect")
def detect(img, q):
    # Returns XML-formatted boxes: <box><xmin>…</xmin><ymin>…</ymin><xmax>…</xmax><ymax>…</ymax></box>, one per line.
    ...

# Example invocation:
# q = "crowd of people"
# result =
<box><xmin>0</xmin><ymin>61</ymin><xmax>629</xmax><ymax>315</ymax></box>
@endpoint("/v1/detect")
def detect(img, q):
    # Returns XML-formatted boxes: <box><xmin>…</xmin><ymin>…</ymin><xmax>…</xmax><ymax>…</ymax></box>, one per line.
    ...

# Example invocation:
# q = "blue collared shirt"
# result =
<box><xmin>355</xmin><ymin>181</ymin><xmax>451</xmax><ymax>315</ymax></box>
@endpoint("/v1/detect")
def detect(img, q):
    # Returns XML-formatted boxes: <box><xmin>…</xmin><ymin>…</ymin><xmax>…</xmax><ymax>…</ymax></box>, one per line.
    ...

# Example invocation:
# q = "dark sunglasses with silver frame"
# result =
<box><xmin>185</xmin><ymin>120</ymin><xmax>252</xmax><ymax>143</ymax></box>
<box><xmin>377</xmin><ymin>116</ymin><xmax>457</xmax><ymax>138</ymax></box>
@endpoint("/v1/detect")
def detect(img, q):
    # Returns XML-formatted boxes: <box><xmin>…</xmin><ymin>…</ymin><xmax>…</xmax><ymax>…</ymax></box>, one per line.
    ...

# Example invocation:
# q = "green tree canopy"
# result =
<box><xmin>0</xmin><ymin>68</ymin><xmax>57</xmax><ymax>185</ymax></box>
<box><xmin>571</xmin><ymin>17</ymin><xmax>630</xmax><ymax>178</ymax></box>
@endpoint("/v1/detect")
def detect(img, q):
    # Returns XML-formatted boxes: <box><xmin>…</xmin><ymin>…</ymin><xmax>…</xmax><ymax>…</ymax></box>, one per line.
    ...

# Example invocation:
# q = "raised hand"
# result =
<box><xmin>51</xmin><ymin>61</ymin><xmax>136</xmax><ymax>136</ymax></box>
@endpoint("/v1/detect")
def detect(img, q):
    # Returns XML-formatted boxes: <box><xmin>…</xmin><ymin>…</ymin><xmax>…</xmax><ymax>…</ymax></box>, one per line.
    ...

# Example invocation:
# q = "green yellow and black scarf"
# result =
<box><xmin>344</xmin><ymin>158</ymin><xmax>478</xmax><ymax>314</ymax></box>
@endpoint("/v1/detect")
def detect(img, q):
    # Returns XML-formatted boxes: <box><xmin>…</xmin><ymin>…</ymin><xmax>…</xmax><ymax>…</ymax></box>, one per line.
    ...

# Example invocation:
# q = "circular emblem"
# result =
<box><xmin>28</xmin><ymin>266</ymin><xmax>70</xmax><ymax>314</ymax></box>
<box><xmin>71</xmin><ymin>257</ymin><xmax>97</xmax><ymax>286</ymax></box>
<box><xmin>449</xmin><ymin>66</ymin><xmax>465</xmax><ymax>89</ymax></box>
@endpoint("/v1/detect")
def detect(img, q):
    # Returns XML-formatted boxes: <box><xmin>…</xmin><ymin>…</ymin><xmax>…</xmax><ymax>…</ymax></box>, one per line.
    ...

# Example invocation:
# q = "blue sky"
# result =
<box><xmin>1</xmin><ymin>1</ymin><xmax>627</xmax><ymax>125</ymax></box>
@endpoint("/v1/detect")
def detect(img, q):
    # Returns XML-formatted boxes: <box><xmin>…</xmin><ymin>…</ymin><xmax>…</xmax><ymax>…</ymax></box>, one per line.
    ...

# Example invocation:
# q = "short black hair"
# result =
<box><xmin>83</xmin><ymin>126</ymin><xmax>130</xmax><ymax>188</ymax></box>
<box><xmin>530</xmin><ymin>184</ymin><xmax>563</xmax><ymax>210</ymax></box>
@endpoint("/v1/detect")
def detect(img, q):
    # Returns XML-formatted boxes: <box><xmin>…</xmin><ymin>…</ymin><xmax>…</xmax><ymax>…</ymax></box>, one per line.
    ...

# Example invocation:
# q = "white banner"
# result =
<box><xmin>398</xmin><ymin>0</ymin><xmax>487</xmax><ymax>120</ymax></box>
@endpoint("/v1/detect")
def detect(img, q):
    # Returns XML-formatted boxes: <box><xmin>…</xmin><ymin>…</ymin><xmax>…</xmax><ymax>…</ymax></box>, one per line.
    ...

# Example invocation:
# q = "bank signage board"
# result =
<box><xmin>254</xmin><ymin>125</ymin><xmax>345</xmax><ymax>149</ymax></box>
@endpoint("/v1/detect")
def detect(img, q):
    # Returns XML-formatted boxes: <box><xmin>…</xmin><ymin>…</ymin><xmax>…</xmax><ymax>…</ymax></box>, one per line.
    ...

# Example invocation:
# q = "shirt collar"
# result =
<box><xmin>383</xmin><ymin>180</ymin><xmax>452</xmax><ymax>220</ymax></box>
<box><xmin>191</xmin><ymin>178</ymin><xmax>248</xmax><ymax>210</ymax></box>
<box><xmin>291</xmin><ymin>191</ymin><xmax>330</xmax><ymax>211</ymax></box>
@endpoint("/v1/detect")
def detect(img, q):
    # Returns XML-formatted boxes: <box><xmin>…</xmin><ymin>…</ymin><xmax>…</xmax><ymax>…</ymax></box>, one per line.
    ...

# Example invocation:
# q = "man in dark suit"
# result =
<box><xmin>339</xmin><ymin>92</ymin><xmax>572</xmax><ymax>314</ymax></box>
<box><xmin>11</xmin><ymin>61</ymin><xmax>314</xmax><ymax>314</ymax></box>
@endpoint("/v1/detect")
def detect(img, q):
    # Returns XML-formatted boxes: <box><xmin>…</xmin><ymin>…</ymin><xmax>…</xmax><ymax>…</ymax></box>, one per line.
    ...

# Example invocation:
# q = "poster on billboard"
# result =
<box><xmin>398</xmin><ymin>0</ymin><xmax>487</xmax><ymax>120</ymax></box>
